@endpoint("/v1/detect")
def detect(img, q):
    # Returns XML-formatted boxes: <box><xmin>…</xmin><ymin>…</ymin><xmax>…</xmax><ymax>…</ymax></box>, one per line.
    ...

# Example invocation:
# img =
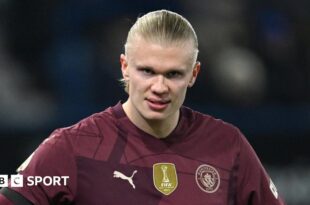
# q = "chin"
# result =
<box><xmin>142</xmin><ymin>112</ymin><xmax>168</xmax><ymax>121</ymax></box>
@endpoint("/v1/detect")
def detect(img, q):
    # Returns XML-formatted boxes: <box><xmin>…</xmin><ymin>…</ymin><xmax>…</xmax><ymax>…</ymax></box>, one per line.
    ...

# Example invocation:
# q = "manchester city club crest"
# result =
<box><xmin>195</xmin><ymin>164</ymin><xmax>220</xmax><ymax>193</ymax></box>
<box><xmin>153</xmin><ymin>163</ymin><xmax>178</xmax><ymax>195</ymax></box>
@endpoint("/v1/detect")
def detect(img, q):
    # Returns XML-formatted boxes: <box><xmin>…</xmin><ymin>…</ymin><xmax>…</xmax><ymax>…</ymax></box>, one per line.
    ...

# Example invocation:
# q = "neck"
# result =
<box><xmin>144</xmin><ymin>116</ymin><xmax>179</xmax><ymax>139</ymax></box>
<box><xmin>122</xmin><ymin>101</ymin><xmax>179</xmax><ymax>139</ymax></box>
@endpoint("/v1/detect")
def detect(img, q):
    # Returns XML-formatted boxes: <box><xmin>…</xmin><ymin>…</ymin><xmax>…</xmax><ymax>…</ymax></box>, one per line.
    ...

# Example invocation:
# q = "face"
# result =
<box><xmin>120</xmin><ymin>37</ymin><xmax>200</xmax><ymax>125</ymax></box>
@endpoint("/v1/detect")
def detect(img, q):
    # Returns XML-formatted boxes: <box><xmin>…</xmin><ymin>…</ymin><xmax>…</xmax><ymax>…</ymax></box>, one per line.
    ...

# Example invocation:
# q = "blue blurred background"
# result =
<box><xmin>0</xmin><ymin>0</ymin><xmax>309</xmax><ymax>204</ymax></box>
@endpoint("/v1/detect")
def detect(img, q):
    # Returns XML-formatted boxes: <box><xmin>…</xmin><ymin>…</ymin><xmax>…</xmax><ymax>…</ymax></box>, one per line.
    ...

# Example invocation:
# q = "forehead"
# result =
<box><xmin>127</xmin><ymin>37</ymin><xmax>195</xmax><ymax>69</ymax></box>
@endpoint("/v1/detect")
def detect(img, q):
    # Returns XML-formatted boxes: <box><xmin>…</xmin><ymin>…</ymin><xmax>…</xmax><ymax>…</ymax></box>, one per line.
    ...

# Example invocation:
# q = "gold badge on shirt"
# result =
<box><xmin>153</xmin><ymin>163</ymin><xmax>178</xmax><ymax>195</ymax></box>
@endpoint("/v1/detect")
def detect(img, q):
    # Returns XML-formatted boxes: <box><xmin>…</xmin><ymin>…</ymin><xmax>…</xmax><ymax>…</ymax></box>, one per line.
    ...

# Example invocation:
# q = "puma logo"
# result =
<box><xmin>113</xmin><ymin>170</ymin><xmax>138</xmax><ymax>189</ymax></box>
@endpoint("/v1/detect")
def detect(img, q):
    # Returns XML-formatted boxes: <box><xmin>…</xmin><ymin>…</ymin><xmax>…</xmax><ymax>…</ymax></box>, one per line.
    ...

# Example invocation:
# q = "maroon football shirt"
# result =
<box><xmin>3</xmin><ymin>102</ymin><xmax>285</xmax><ymax>204</ymax></box>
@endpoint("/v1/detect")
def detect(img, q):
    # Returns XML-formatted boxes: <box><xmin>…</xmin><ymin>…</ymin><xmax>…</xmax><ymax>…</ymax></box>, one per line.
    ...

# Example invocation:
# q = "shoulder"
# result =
<box><xmin>58</xmin><ymin>106</ymin><xmax>116</xmax><ymax>136</ymax></box>
<box><xmin>181</xmin><ymin>105</ymin><xmax>241</xmax><ymax>139</ymax></box>
<box><xmin>177</xmin><ymin>106</ymin><xmax>249</xmax><ymax>174</ymax></box>
<box><xmin>16</xmin><ymin>106</ymin><xmax>117</xmax><ymax>172</ymax></box>
<box><xmin>47</xmin><ymin>106</ymin><xmax>118</xmax><ymax>156</ymax></box>
<box><xmin>63</xmin><ymin>108</ymin><xmax>113</xmax><ymax>132</ymax></box>
<box><xmin>180</xmin><ymin>106</ymin><xmax>247</xmax><ymax>159</ymax></box>
<box><xmin>17</xmin><ymin>106</ymin><xmax>119</xmax><ymax>174</ymax></box>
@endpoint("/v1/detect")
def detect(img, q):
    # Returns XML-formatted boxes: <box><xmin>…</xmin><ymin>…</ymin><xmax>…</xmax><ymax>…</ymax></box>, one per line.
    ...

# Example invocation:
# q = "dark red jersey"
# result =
<box><xmin>1</xmin><ymin>102</ymin><xmax>285</xmax><ymax>204</ymax></box>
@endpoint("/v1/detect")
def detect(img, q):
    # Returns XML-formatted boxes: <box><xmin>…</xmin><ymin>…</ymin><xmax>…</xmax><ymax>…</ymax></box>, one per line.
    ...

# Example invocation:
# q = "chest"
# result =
<box><xmin>74</xmin><ymin>154</ymin><xmax>233</xmax><ymax>205</ymax></box>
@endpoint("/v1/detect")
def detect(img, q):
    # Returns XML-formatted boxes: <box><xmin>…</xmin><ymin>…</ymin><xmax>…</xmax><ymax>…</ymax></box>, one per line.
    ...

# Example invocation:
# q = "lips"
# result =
<box><xmin>146</xmin><ymin>98</ymin><xmax>170</xmax><ymax>111</ymax></box>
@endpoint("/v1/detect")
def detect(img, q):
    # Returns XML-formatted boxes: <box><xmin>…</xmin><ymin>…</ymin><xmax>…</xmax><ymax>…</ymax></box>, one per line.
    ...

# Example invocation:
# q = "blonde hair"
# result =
<box><xmin>121</xmin><ymin>10</ymin><xmax>199</xmax><ymax>92</ymax></box>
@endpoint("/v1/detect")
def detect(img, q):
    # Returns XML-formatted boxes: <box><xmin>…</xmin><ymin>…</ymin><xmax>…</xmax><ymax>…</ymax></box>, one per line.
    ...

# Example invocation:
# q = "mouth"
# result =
<box><xmin>146</xmin><ymin>98</ymin><xmax>171</xmax><ymax>111</ymax></box>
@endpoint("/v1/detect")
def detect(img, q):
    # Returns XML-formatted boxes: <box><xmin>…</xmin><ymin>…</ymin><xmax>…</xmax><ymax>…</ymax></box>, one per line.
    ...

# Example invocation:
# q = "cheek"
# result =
<box><xmin>129</xmin><ymin>76</ymin><xmax>148</xmax><ymax>94</ymax></box>
<box><xmin>178</xmin><ymin>88</ymin><xmax>188</xmax><ymax>101</ymax></box>
<box><xmin>172</xmin><ymin>83</ymin><xmax>189</xmax><ymax>98</ymax></box>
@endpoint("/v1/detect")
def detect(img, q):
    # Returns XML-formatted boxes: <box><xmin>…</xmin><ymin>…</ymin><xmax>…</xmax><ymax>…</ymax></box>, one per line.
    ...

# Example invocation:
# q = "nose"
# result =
<box><xmin>151</xmin><ymin>75</ymin><xmax>168</xmax><ymax>94</ymax></box>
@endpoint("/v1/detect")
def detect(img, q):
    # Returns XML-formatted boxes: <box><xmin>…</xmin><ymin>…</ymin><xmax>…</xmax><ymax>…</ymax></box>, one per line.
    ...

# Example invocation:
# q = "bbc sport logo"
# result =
<box><xmin>0</xmin><ymin>175</ymin><xmax>8</xmax><ymax>187</ymax></box>
<box><xmin>11</xmin><ymin>175</ymin><xmax>23</xmax><ymax>187</ymax></box>
<box><xmin>0</xmin><ymin>175</ymin><xmax>69</xmax><ymax>187</ymax></box>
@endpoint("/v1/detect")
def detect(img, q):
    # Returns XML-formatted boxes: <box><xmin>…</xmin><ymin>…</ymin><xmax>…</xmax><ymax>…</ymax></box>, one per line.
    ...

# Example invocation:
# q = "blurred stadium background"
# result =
<box><xmin>0</xmin><ymin>0</ymin><xmax>309</xmax><ymax>204</ymax></box>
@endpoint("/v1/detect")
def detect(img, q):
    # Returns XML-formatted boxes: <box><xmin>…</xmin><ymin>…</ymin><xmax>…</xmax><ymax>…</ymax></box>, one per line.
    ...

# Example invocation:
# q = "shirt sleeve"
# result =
<box><xmin>235</xmin><ymin>132</ymin><xmax>286</xmax><ymax>205</ymax></box>
<box><xmin>10</xmin><ymin>129</ymin><xmax>77</xmax><ymax>205</ymax></box>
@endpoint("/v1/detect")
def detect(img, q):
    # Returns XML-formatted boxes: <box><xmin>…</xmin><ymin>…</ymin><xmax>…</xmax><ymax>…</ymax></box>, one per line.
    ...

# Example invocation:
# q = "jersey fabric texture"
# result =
<box><xmin>2</xmin><ymin>102</ymin><xmax>285</xmax><ymax>204</ymax></box>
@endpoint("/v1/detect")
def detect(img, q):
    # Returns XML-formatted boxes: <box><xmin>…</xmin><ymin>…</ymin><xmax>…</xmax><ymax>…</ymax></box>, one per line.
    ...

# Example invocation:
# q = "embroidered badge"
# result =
<box><xmin>153</xmin><ymin>163</ymin><xmax>178</xmax><ymax>195</ymax></box>
<box><xmin>195</xmin><ymin>164</ymin><xmax>220</xmax><ymax>193</ymax></box>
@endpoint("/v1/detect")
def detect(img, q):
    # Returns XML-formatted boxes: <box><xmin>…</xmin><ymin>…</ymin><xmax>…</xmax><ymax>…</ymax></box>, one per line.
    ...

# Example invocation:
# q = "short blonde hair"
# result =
<box><xmin>121</xmin><ymin>10</ymin><xmax>199</xmax><ymax>92</ymax></box>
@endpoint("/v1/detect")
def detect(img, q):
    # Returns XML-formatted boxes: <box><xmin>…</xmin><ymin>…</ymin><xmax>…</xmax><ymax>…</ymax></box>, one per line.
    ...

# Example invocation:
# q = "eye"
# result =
<box><xmin>143</xmin><ymin>68</ymin><xmax>154</xmax><ymax>75</ymax></box>
<box><xmin>166</xmin><ymin>71</ymin><xmax>182</xmax><ymax>79</ymax></box>
<box><xmin>138</xmin><ymin>67</ymin><xmax>155</xmax><ymax>76</ymax></box>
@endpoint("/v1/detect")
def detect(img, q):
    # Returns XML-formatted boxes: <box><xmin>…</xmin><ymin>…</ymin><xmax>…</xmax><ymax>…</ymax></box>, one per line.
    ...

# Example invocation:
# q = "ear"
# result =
<box><xmin>188</xmin><ymin>61</ymin><xmax>201</xmax><ymax>87</ymax></box>
<box><xmin>120</xmin><ymin>54</ymin><xmax>129</xmax><ymax>80</ymax></box>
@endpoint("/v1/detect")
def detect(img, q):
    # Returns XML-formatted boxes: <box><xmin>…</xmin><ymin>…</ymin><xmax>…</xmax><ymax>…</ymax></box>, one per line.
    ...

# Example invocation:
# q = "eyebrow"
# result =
<box><xmin>136</xmin><ymin>65</ymin><xmax>187</xmax><ymax>73</ymax></box>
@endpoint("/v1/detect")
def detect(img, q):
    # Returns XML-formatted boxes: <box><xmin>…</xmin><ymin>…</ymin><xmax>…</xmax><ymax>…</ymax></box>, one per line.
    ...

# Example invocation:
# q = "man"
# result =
<box><xmin>0</xmin><ymin>10</ymin><xmax>285</xmax><ymax>204</ymax></box>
